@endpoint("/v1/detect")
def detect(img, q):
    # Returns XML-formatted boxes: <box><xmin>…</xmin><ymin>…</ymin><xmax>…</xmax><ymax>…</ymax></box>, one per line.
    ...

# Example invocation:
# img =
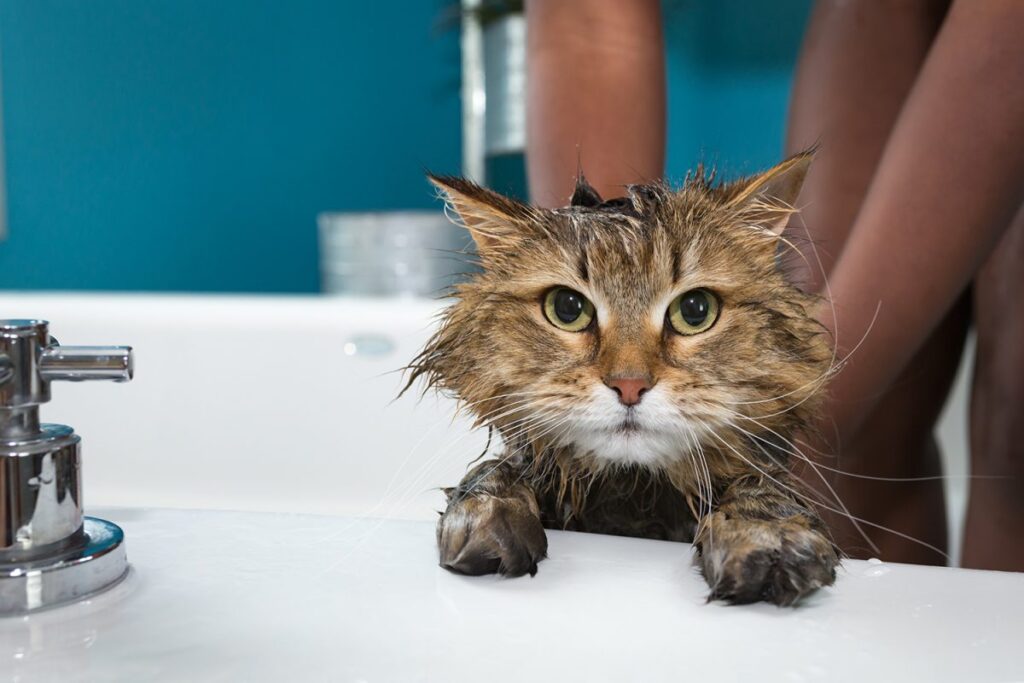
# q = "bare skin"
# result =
<box><xmin>964</xmin><ymin>205</ymin><xmax>1024</xmax><ymax>570</ymax></box>
<box><xmin>783</xmin><ymin>0</ymin><xmax>964</xmax><ymax>563</ymax></box>
<box><xmin>809</xmin><ymin>0</ymin><xmax>1024</xmax><ymax>568</ymax></box>
<box><xmin>525</xmin><ymin>0</ymin><xmax>1024</xmax><ymax>568</ymax></box>
<box><xmin>812</xmin><ymin>0</ymin><xmax>1024</xmax><ymax>449</ymax></box>
<box><xmin>526</xmin><ymin>0</ymin><xmax>665</xmax><ymax>207</ymax></box>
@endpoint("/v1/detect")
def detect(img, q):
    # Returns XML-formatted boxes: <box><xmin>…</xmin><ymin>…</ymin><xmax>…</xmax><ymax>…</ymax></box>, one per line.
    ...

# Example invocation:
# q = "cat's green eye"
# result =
<box><xmin>543</xmin><ymin>287</ymin><xmax>596</xmax><ymax>332</ymax></box>
<box><xmin>668</xmin><ymin>288</ymin><xmax>720</xmax><ymax>335</ymax></box>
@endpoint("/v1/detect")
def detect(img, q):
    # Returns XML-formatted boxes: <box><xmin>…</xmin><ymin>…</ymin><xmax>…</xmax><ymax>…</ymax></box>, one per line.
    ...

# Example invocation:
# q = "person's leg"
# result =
<box><xmin>525</xmin><ymin>0</ymin><xmax>665</xmax><ymax>207</ymax></box>
<box><xmin>785</xmin><ymin>0</ymin><xmax>950</xmax><ymax>287</ymax></box>
<box><xmin>964</xmin><ymin>203</ymin><xmax>1024</xmax><ymax>571</ymax></box>
<box><xmin>785</xmin><ymin>0</ymin><xmax>965</xmax><ymax>563</ymax></box>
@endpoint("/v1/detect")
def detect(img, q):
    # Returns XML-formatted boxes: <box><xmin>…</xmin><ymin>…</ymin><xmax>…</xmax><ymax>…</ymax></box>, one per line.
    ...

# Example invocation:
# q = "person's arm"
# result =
<box><xmin>821</xmin><ymin>0</ymin><xmax>1024</xmax><ymax>444</ymax></box>
<box><xmin>526</xmin><ymin>0</ymin><xmax>666</xmax><ymax>207</ymax></box>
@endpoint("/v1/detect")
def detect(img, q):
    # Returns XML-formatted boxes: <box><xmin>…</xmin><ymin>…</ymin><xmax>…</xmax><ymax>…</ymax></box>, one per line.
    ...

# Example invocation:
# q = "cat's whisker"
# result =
<box><xmin>676</xmin><ymin>423</ymin><xmax>709</xmax><ymax>527</ymax></box>
<box><xmin>682</xmin><ymin>423</ymin><xmax>713</xmax><ymax>546</ymax></box>
<box><xmin>717</xmin><ymin>251</ymin><xmax>863</xmax><ymax>418</ymax></box>
<box><xmin>370</xmin><ymin>400</ymin><xmax>542</xmax><ymax>510</ymax></box>
<box><xmin>374</xmin><ymin>393</ymin><xmax>567</xmax><ymax>516</ymax></box>
<box><xmin>727</xmin><ymin>419</ymin><xmax>880</xmax><ymax>556</ymax></box>
<box><xmin>376</xmin><ymin>416</ymin><xmax>500</xmax><ymax>516</ymax></box>
<box><xmin>721</xmin><ymin>300</ymin><xmax>882</xmax><ymax>426</ymax></box>
<box><xmin>734</xmin><ymin>411</ymin><xmax>1004</xmax><ymax>483</ymax></box>
<box><xmin>455</xmin><ymin>389</ymin><xmax>552</xmax><ymax>413</ymax></box>
<box><xmin>705</xmin><ymin>429</ymin><xmax>949</xmax><ymax>561</ymax></box>
<box><xmin>696</xmin><ymin>456</ymin><xmax>715</xmax><ymax>557</ymax></box>
<box><xmin>716</xmin><ymin>404</ymin><xmax>837</xmax><ymax>460</ymax></box>
<box><xmin>312</xmin><ymin>401</ymin><xmax>546</xmax><ymax>571</ymax></box>
<box><xmin>311</xmin><ymin>402</ymin><xmax>520</xmax><ymax>554</ymax></box>
<box><xmin>510</xmin><ymin>412</ymin><xmax>576</xmax><ymax>455</ymax></box>
<box><xmin>469</xmin><ymin>400</ymin><xmax>546</xmax><ymax>431</ymax></box>
<box><xmin>698</xmin><ymin>449</ymin><xmax>714</xmax><ymax>537</ymax></box>
<box><xmin>447</xmin><ymin>409</ymin><xmax>568</xmax><ymax>503</ymax></box>
<box><xmin>453</xmin><ymin>411</ymin><xmax>578</xmax><ymax>504</ymax></box>
<box><xmin>801</xmin><ymin>207</ymin><xmax>844</xmax><ymax>426</ymax></box>
<box><xmin>376</xmin><ymin>394</ymin><xmax>547</xmax><ymax>506</ymax></box>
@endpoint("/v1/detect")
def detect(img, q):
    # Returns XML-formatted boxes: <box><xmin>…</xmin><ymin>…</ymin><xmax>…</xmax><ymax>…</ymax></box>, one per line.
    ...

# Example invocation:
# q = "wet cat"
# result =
<box><xmin>406</xmin><ymin>153</ymin><xmax>840</xmax><ymax>606</ymax></box>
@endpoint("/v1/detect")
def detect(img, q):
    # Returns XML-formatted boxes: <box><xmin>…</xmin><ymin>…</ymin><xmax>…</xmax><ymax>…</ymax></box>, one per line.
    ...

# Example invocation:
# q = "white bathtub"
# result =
<box><xmin>0</xmin><ymin>292</ymin><xmax>1012</xmax><ymax>683</ymax></box>
<box><xmin>0</xmin><ymin>293</ymin><xmax>483</xmax><ymax>520</ymax></box>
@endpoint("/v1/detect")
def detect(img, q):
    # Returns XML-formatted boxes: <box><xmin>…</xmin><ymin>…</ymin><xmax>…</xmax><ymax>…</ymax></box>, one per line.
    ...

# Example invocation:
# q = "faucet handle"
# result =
<box><xmin>0</xmin><ymin>320</ymin><xmax>134</xmax><ymax>412</ymax></box>
<box><xmin>39</xmin><ymin>345</ymin><xmax>134</xmax><ymax>383</ymax></box>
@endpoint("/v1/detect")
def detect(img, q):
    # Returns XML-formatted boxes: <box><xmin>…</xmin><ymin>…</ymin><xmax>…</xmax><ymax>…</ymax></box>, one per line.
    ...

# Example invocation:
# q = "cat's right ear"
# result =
<box><xmin>428</xmin><ymin>174</ymin><xmax>533</xmax><ymax>254</ymax></box>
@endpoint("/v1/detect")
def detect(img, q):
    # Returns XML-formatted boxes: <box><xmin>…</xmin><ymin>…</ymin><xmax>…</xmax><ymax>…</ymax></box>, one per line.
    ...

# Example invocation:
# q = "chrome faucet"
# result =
<box><xmin>0</xmin><ymin>319</ymin><xmax>133</xmax><ymax>613</ymax></box>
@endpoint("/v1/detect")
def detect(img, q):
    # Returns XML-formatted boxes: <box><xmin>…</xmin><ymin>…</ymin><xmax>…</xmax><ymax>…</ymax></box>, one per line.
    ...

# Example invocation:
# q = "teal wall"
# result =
<box><xmin>664</xmin><ymin>1</ymin><xmax>812</xmax><ymax>181</ymax></box>
<box><xmin>0</xmin><ymin>1</ymin><xmax>810</xmax><ymax>293</ymax></box>
<box><xmin>0</xmin><ymin>0</ymin><xmax>462</xmax><ymax>292</ymax></box>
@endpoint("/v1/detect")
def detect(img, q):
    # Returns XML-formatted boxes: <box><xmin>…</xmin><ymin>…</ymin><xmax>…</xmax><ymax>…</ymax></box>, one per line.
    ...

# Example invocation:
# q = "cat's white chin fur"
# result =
<box><xmin>560</xmin><ymin>385</ymin><xmax>708</xmax><ymax>469</ymax></box>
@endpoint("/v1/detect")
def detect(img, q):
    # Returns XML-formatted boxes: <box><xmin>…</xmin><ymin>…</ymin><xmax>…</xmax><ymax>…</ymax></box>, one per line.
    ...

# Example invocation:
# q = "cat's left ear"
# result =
<box><xmin>428</xmin><ymin>174</ymin><xmax>534</xmax><ymax>254</ymax></box>
<box><xmin>725</xmin><ymin>151</ymin><xmax>813</xmax><ymax>236</ymax></box>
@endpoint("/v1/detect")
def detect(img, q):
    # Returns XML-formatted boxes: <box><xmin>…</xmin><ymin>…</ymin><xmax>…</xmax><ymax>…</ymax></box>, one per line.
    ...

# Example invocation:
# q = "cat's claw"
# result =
<box><xmin>437</xmin><ymin>494</ymin><xmax>548</xmax><ymax>578</ymax></box>
<box><xmin>696</xmin><ymin>512</ymin><xmax>839</xmax><ymax>606</ymax></box>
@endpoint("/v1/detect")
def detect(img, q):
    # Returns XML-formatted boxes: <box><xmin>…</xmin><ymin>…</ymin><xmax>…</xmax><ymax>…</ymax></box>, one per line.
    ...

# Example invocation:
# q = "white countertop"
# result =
<box><xmin>2</xmin><ymin>508</ymin><xmax>1021</xmax><ymax>682</ymax></box>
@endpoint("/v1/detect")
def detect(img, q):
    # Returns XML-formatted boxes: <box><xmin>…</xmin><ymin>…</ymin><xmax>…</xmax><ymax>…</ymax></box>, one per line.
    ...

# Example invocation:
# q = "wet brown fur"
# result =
<box><xmin>407</xmin><ymin>153</ymin><xmax>840</xmax><ymax>606</ymax></box>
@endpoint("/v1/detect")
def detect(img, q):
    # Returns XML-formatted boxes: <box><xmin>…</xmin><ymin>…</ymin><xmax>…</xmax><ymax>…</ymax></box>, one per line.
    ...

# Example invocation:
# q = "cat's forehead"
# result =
<box><xmin>522</xmin><ymin>198</ymin><xmax>763</xmax><ymax>311</ymax></box>
<box><xmin>548</xmin><ymin>185</ymin><xmax>720</xmax><ymax>244</ymax></box>
<box><xmin>545</xmin><ymin>202</ymin><xmax>719</xmax><ymax>272</ymax></box>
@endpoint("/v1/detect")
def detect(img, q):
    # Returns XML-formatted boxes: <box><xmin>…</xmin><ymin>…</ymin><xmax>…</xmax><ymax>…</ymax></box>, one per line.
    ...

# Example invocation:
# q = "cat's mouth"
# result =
<box><xmin>613</xmin><ymin>414</ymin><xmax>643</xmax><ymax>434</ymax></box>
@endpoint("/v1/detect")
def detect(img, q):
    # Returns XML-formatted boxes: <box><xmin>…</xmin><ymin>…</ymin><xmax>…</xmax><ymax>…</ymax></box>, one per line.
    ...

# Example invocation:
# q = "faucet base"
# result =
<box><xmin>0</xmin><ymin>517</ymin><xmax>127</xmax><ymax>614</ymax></box>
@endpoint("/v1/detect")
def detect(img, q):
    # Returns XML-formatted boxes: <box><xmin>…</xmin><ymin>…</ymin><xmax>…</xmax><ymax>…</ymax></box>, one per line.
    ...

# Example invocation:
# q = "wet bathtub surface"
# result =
<box><xmin>2</xmin><ymin>508</ymin><xmax>1022</xmax><ymax>682</ymax></box>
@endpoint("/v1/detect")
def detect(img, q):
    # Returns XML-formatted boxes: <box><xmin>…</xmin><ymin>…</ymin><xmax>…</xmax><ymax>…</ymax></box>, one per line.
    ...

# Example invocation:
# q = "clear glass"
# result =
<box><xmin>317</xmin><ymin>211</ymin><xmax>476</xmax><ymax>297</ymax></box>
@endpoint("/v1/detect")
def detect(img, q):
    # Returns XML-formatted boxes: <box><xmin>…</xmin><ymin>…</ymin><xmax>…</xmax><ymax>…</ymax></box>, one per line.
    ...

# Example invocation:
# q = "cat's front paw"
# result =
<box><xmin>696</xmin><ymin>511</ymin><xmax>839</xmax><ymax>606</ymax></box>
<box><xmin>437</xmin><ymin>491</ymin><xmax>548</xmax><ymax>578</ymax></box>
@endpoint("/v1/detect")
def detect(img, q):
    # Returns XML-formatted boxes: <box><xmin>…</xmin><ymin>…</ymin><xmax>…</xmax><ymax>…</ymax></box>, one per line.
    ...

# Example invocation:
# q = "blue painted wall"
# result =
<box><xmin>0</xmin><ymin>0</ymin><xmax>462</xmax><ymax>292</ymax></box>
<box><xmin>0</xmin><ymin>1</ymin><xmax>810</xmax><ymax>293</ymax></box>
<box><xmin>664</xmin><ymin>1</ymin><xmax>812</xmax><ymax>181</ymax></box>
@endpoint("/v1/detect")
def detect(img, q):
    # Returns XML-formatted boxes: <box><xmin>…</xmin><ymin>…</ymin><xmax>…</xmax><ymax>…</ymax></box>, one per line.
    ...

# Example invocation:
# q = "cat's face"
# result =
<box><xmin>411</xmin><ymin>155</ymin><xmax>830</xmax><ymax>470</ymax></box>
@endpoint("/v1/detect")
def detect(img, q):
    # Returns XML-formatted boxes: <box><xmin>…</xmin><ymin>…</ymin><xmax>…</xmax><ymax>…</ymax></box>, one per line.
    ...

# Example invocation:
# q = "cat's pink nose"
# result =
<box><xmin>605</xmin><ymin>377</ymin><xmax>652</xmax><ymax>406</ymax></box>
